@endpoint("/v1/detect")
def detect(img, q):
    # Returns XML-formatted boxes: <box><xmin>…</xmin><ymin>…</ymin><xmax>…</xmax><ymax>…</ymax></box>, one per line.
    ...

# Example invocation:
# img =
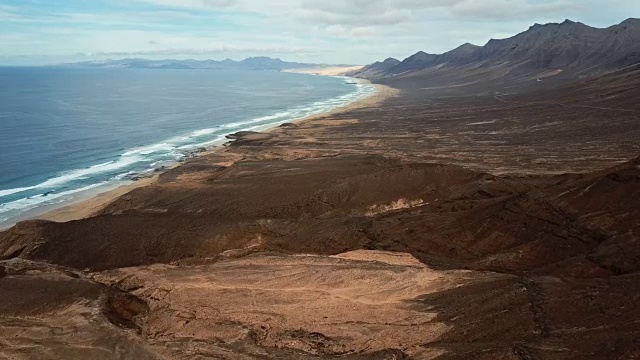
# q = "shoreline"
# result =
<box><xmin>283</xmin><ymin>66</ymin><xmax>364</xmax><ymax>76</ymax></box>
<box><xmin>0</xmin><ymin>77</ymin><xmax>396</xmax><ymax>230</ymax></box>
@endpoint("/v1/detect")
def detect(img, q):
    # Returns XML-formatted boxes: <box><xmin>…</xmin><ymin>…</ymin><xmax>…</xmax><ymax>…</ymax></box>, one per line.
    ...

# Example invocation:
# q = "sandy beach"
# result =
<box><xmin>24</xmin><ymin>78</ymin><xmax>396</xmax><ymax>226</ymax></box>
<box><xmin>36</xmin><ymin>176</ymin><xmax>158</xmax><ymax>223</ymax></box>
<box><xmin>284</xmin><ymin>65</ymin><xmax>364</xmax><ymax>76</ymax></box>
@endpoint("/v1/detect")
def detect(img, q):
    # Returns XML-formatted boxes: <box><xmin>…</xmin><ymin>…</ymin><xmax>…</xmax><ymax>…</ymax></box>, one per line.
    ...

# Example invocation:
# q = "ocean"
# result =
<box><xmin>0</xmin><ymin>67</ymin><xmax>374</xmax><ymax>227</ymax></box>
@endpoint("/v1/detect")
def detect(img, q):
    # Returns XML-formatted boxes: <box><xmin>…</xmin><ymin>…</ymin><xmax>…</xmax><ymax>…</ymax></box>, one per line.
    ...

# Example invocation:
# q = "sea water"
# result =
<box><xmin>0</xmin><ymin>67</ymin><xmax>374</xmax><ymax>226</ymax></box>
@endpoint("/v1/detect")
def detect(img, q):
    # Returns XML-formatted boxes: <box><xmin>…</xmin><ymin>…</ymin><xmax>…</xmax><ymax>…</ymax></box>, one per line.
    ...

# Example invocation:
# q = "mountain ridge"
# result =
<box><xmin>64</xmin><ymin>57</ymin><xmax>351</xmax><ymax>71</ymax></box>
<box><xmin>350</xmin><ymin>18</ymin><xmax>640</xmax><ymax>90</ymax></box>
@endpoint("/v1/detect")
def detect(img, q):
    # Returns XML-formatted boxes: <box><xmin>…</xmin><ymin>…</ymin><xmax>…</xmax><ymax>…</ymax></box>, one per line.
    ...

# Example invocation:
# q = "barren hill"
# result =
<box><xmin>351</xmin><ymin>19</ymin><xmax>640</xmax><ymax>92</ymax></box>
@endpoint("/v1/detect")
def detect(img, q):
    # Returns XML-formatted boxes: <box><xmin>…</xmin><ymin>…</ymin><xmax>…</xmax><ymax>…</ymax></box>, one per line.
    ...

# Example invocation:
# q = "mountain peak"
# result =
<box><xmin>440</xmin><ymin>43</ymin><xmax>481</xmax><ymax>59</ymax></box>
<box><xmin>620</xmin><ymin>18</ymin><xmax>640</xmax><ymax>26</ymax></box>
<box><xmin>409</xmin><ymin>51</ymin><xmax>436</xmax><ymax>59</ymax></box>
<box><xmin>528</xmin><ymin>19</ymin><xmax>583</xmax><ymax>31</ymax></box>
<box><xmin>355</xmin><ymin>18</ymin><xmax>640</xmax><ymax>83</ymax></box>
<box><xmin>453</xmin><ymin>43</ymin><xmax>480</xmax><ymax>51</ymax></box>
<box><xmin>243</xmin><ymin>56</ymin><xmax>283</xmax><ymax>62</ymax></box>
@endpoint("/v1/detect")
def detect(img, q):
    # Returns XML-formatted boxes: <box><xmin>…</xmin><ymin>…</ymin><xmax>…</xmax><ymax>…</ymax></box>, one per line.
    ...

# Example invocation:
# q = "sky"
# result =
<box><xmin>0</xmin><ymin>0</ymin><xmax>639</xmax><ymax>65</ymax></box>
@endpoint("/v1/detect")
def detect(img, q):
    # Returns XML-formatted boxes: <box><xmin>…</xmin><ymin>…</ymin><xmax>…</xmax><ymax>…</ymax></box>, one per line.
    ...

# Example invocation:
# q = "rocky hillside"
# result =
<box><xmin>348</xmin><ymin>57</ymin><xmax>400</xmax><ymax>79</ymax></box>
<box><xmin>350</xmin><ymin>18</ymin><xmax>640</xmax><ymax>90</ymax></box>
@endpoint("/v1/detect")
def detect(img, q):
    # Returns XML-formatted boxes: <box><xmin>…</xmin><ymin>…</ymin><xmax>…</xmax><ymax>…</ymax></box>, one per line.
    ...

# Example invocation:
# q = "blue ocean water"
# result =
<box><xmin>0</xmin><ymin>67</ymin><xmax>374</xmax><ymax>226</ymax></box>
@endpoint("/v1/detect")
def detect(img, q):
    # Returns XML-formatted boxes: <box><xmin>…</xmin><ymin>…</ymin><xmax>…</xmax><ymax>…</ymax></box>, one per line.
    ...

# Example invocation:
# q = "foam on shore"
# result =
<box><xmin>0</xmin><ymin>77</ymin><xmax>376</xmax><ymax>227</ymax></box>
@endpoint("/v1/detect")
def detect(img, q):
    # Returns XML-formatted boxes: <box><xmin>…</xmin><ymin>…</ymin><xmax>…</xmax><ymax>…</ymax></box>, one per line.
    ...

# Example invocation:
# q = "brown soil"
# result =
<box><xmin>1</xmin><ymin>67</ymin><xmax>640</xmax><ymax>359</ymax></box>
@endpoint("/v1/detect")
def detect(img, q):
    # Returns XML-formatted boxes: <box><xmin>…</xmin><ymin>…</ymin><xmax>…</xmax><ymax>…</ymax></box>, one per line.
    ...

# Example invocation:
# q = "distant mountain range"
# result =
<box><xmin>350</xmin><ymin>18</ymin><xmax>640</xmax><ymax>91</ymax></box>
<box><xmin>65</xmin><ymin>57</ymin><xmax>342</xmax><ymax>71</ymax></box>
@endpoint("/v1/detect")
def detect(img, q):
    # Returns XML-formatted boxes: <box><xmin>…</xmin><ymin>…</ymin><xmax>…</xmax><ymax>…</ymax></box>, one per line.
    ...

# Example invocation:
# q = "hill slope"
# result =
<box><xmin>351</xmin><ymin>18</ymin><xmax>640</xmax><ymax>92</ymax></box>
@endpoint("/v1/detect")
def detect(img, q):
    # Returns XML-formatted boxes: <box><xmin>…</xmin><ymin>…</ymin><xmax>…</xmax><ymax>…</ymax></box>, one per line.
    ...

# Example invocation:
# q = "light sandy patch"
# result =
<box><xmin>306</xmin><ymin>119</ymin><xmax>360</xmax><ymax>126</ymax></box>
<box><xmin>333</xmin><ymin>249</ymin><xmax>427</xmax><ymax>268</ymax></box>
<box><xmin>366</xmin><ymin>198</ymin><xmax>425</xmax><ymax>216</ymax></box>
<box><xmin>94</xmin><ymin>250</ymin><xmax>466</xmax><ymax>357</ymax></box>
<box><xmin>37</xmin><ymin>176</ymin><xmax>158</xmax><ymax>223</ymax></box>
<box><xmin>285</xmin><ymin>66</ymin><xmax>364</xmax><ymax>76</ymax></box>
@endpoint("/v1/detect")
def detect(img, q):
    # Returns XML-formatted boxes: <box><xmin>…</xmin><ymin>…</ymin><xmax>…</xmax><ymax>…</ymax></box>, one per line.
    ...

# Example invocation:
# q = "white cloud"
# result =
<box><xmin>136</xmin><ymin>0</ymin><xmax>577</xmax><ymax>25</ymax></box>
<box><xmin>137</xmin><ymin>0</ymin><xmax>238</xmax><ymax>10</ymax></box>
<box><xmin>0</xmin><ymin>5</ymin><xmax>19</xmax><ymax>12</ymax></box>
<box><xmin>449</xmin><ymin>0</ymin><xmax>576</xmax><ymax>20</ymax></box>
<box><xmin>293</xmin><ymin>7</ymin><xmax>413</xmax><ymax>27</ymax></box>
<box><xmin>293</xmin><ymin>0</ymin><xmax>578</xmax><ymax>27</ymax></box>
<box><xmin>1</xmin><ymin>0</ymin><xmax>638</xmax><ymax>65</ymax></box>
<box><xmin>324</xmin><ymin>25</ymin><xmax>379</xmax><ymax>38</ymax></box>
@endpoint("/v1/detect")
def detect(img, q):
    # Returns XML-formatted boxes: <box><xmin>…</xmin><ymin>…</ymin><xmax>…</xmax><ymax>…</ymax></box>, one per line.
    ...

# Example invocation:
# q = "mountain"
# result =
<box><xmin>388</xmin><ymin>51</ymin><xmax>438</xmax><ymax>75</ymax></box>
<box><xmin>65</xmin><ymin>57</ymin><xmax>325</xmax><ymax>71</ymax></box>
<box><xmin>351</xmin><ymin>18</ymin><xmax>640</xmax><ymax>91</ymax></box>
<box><xmin>345</xmin><ymin>57</ymin><xmax>400</xmax><ymax>79</ymax></box>
<box><xmin>383</xmin><ymin>43</ymin><xmax>483</xmax><ymax>75</ymax></box>
<box><xmin>436</xmin><ymin>42</ymin><xmax>482</xmax><ymax>64</ymax></box>
<box><xmin>238</xmin><ymin>57</ymin><xmax>315</xmax><ymax>71</ymax></box>
<box><xmin>471</xmin><ymin>19</ymin><xmax>640</xmax><ymax>74</ymax></box>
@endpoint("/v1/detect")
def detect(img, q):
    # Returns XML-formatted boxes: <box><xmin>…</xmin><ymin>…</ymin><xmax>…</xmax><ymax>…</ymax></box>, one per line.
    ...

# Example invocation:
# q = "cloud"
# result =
<box><xmin>324</xmin><ymin>25</ymin><xmax>379</xmax><ymax>38</ymax></box>
<box><xmin>2</xmin><ymin>0</ymin><xmax>638</xmax><ymax>65</ymax></box>
<box><xmin>449</xmin><ymin>0</ymin><xmax>576</xmax><ymax>20</ymax></box>
<box><xmin>0</xmin><ymin>5</ymin><xmax>29</xmax><ymax>21</ymax></box>
<box><xmin>0</xmin><ymin>33</ymin><xmax>27</xmax><ymax>42</ymax></box>
<box><xmin>135</xmin><ymin>0</ymin><xmax>575</xmax><ymax>22</ymax></box>
<box><xmin>293</xmin><ymin>7</ymin><xmax>413</xmax><ymax>27</ymax></box>
<box><xmin>0</xmin><ymin>5</ymin><xmax>19</xmax><ymax>12</ymax></box>
<box><xmin>291</xmin><ymin>0</ymin><xmax>577</xmax><ymax>27</ymax></box>
<box><xmin>137</xmin><ymin>0</ymin><xmax>238</xmax><ymax>10</ymax></box>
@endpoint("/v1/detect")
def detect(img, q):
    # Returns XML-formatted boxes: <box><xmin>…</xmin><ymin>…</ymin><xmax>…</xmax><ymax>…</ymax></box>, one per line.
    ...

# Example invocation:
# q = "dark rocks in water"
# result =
<box><xmin>279</xmin><ymin>123</ymin><xmax>298</xmax><ymax>128</ymax></box>
<box><xmin>225</xmin><ymin>131</ymin><xmax>260</xmax><ymax>140</ymax></box>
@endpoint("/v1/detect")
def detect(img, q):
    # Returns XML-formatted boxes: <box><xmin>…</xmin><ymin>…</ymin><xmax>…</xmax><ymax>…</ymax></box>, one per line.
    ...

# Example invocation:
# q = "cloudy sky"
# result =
<box><xmin>0</xmin><ymin>0</ymin><xmax>638</xmax><ymax>65</ymax></box>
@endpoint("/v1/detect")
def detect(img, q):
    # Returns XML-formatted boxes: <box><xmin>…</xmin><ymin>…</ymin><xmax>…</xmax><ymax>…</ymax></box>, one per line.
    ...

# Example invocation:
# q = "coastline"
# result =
<box><xmin>284</xmin><ymin>66</ymin><xmax>364</xmax><ymax>76</ymax></box>
<box><xmin>3</xmin><ymin>55</ymin><xmax>640</xmax><ymax>360</ymax></box>
<box><xmin>2</xmin><ymin>76</ymin><xmax>396</xmax><ymax>229</ymax></box>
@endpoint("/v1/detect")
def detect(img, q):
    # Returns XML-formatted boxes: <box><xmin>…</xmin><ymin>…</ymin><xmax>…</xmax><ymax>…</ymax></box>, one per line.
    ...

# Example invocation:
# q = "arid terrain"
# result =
<box><xmin>2</xmin><ymin>19</ymin><xmax>640</xmax><ymax>360</ymax></box>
